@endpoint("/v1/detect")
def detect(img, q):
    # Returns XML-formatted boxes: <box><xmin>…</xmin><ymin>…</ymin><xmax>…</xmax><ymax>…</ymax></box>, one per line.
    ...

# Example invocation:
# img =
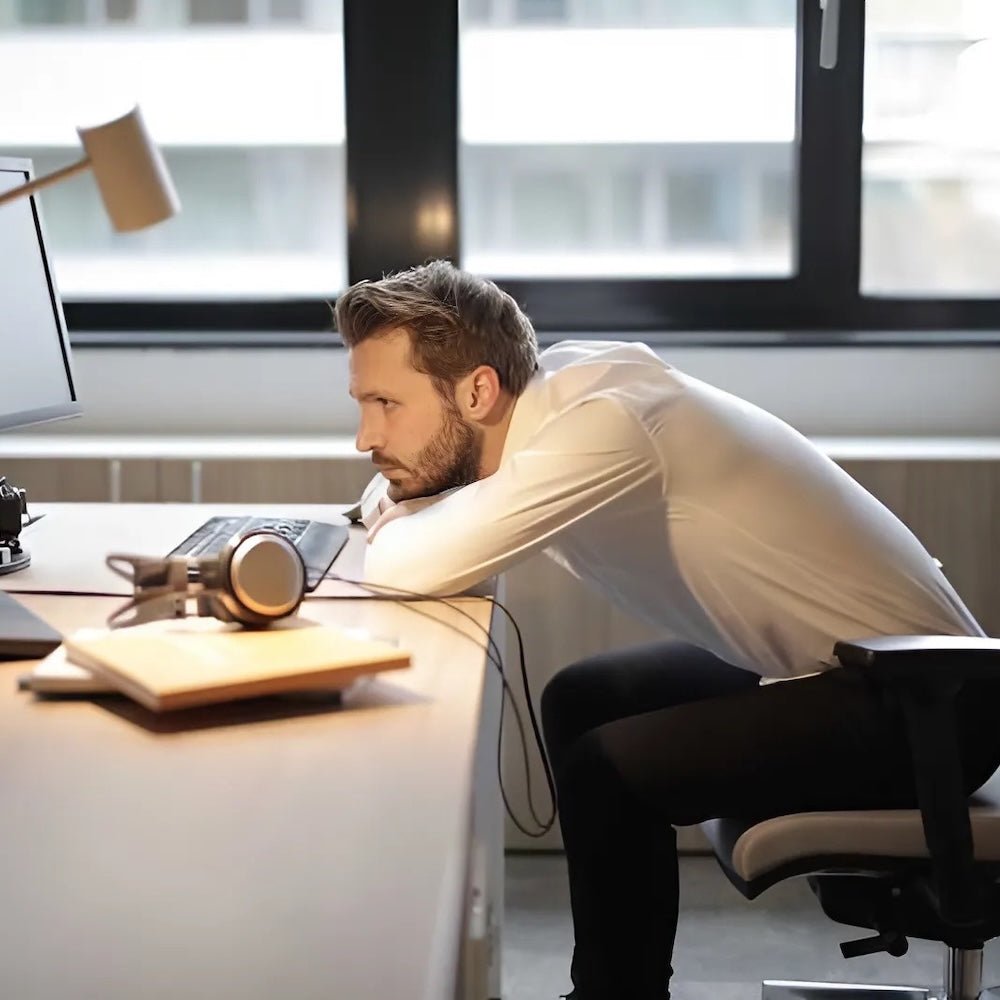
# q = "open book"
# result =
<box><xmin>24</xmin><ymin>617</ymin><xmax>410</xmax><ymax>712</ymax></box>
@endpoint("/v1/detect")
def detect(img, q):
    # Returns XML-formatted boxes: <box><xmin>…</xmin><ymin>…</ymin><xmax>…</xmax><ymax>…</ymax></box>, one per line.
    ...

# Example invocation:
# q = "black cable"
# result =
<box><xmin>314</xmin><ymin>573</ymin><xmax>557</xmax><ymax>838</ymax></box>
<box><xmin>319</xmin><ymin>574</ymin><xmax>556</xmax><ymax>837</ymax></box>
<box><xmin>493</xmin><ymin>590</ymin><xmax>551</xmax><ymax>831</ymax></box>
<box><xmin>347</xmin><ymin>585</ymin><xmax>544</xmax><ymax>837</ymax></box>
<box><xmin>392</xmin><ymin>593</ymin><xmax>549</xmax><ymax>839</ymax></box>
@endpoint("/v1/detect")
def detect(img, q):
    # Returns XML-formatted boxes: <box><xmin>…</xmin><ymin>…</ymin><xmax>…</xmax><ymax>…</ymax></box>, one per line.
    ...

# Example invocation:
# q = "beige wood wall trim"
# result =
<box><xmin>840</xmin><ymin>460</ymin><xmax>1000</xmax><ymax>635</ymax></box>
<box><xmin>2</xmin><ymin>458</ymin><xmax>111</xmax><ymax>504</ymax></box>
<box><xmin>1</xmin><ymin>455</ymin><xmax>373</xmax><ymax>506</ymax></box>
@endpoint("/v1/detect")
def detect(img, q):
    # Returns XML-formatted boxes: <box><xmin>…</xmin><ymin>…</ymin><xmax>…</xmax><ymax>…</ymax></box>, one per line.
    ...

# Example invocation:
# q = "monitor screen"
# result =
<box><xmin>0</xmin><ymin>156</ymin><xmax>81</xmax><ymax>431</ymax></box>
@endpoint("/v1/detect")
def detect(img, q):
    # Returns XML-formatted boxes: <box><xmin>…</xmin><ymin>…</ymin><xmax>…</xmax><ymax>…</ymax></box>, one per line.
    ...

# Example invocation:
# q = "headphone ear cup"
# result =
<box><xmin>219</xmin><ymin>531</ymin><xmax>307</xmax><ymax>626</ymax></box>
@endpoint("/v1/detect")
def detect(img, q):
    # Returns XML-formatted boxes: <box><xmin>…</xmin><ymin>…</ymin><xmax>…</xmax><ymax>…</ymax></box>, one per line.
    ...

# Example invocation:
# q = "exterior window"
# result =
<box><xmin>609</xmin><ymin>170</ymin><xmax>644</xmax><ymax>247</ymax></box>
<box><xmin>459</xmin><ymin>0</ymin><xmax>797</xmax><ymax>278</ymax></box>
<box><xmin>4</xmin><ymin>0</ymin><xmax>997</xmax><ymax>338</ymax></box>
<box><xmin>0</xmin><ymin>1</ymin><xmax>345</xmax><ymax>299</ymax></box>
<box><xmin>16</xmin><ymin>0</ymin><xmax>88</xmax><ymax>25</ymax></box>
<box><xmin>759</xmin><ymin>169</ymin><xmax>792</xmax><ymax>246</ymax></box>
<box><xmin>187</xmin><ymin>0</ymin><xmax>249</xmax><ymax>25</ymax></box>
<box><xmin>516</xmin><ymin>0</ymin><xmax>567</xmax><ymax>22</ymax></box>
<box><xmin>861</xmin><ymin>0</ymin><xmax>1000</xmax><ymax>296</ymax></box>
<box><xmin>511</xmin><ymin>172</ymin><xmax>589</xmax><ymax>249</ymax></box>
<box><xmin>106</xmin><ymin>0</ymin><xmax>138</xmax><ymax>21</ymax></box>
<box><xmin>665</xmin><ymin>171</ymin><xmax>726</xmax><ymax>245</ymax></box>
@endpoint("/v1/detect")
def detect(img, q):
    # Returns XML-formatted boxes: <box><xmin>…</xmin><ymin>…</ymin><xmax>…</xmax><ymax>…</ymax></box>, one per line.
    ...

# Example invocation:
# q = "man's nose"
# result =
<box><xmin>355</xmin><ymin>415</ymin><xmax>383</xmax><ymax>454</ymax></box>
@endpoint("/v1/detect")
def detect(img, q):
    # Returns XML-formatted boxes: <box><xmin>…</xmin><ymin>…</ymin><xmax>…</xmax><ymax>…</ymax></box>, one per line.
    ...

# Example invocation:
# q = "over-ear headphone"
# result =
<box><xmin>107</xmin><ymin>529</ymin><xmax>307</xmax><ymax>629</ymax></box>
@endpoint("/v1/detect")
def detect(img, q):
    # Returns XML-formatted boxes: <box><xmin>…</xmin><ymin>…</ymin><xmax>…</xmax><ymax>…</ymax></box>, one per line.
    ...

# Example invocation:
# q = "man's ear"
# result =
<box><xmin>456</xmin><ymin>365</ymin><xmax>502</xmax><ymax>423</ymax></box>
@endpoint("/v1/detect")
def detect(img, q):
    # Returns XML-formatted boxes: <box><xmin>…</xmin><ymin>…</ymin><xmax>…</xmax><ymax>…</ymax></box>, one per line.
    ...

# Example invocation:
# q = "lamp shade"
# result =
<box><xmin>77</xmin><ymin>106</ymin><xmax>180</xmax><ymax>232</ymax></box>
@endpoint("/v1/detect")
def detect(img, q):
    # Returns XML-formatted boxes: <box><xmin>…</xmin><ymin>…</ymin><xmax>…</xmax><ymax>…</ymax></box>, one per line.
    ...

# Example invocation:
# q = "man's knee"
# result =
<box><xmin>541</xmin><ymin>660</ymin><xmax>596</xmax><ymax>765</ymax></box>
<box><xmin>540</xmin><ymin>664</ymin><xmax>575</xmax><ymax>734</ymax></box>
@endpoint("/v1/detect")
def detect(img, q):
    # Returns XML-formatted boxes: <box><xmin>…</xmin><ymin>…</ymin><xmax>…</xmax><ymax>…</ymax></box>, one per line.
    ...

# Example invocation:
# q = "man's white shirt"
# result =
<box><xmin>363</xmin><ymin>340</ymin><xmax>982</xmax><ymax>678</ymax></box>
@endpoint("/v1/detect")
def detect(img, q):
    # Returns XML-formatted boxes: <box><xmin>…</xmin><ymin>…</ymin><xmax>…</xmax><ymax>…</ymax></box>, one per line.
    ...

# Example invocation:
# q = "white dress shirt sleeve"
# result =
<box><xmin>363</xmin><ymin>397</ymin><xmax>662</xmax><ymax>596</ymax></box>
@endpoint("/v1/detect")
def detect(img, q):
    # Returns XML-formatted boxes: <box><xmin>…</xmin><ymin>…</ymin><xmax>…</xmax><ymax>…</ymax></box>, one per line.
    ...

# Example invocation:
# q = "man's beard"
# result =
<box><xmin>379</xmin><ymin>399</ymin><xmax>483</xmax><ymax>502</ymax></box>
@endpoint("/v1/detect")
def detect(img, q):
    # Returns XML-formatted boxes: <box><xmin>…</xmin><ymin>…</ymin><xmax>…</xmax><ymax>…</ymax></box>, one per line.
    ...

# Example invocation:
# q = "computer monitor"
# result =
<box><xmin>0</xmin><ymin>155</ymin><xmax>82</xmax><ymax>575</ymax></box>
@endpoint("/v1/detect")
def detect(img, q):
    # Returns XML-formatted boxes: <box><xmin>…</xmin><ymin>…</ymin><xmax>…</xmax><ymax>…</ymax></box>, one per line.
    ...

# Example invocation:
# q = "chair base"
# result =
<box><xmin>763</xmin><ymin>981</ymin><xmax>932</xmax><ymax>1000</ymax></box>
<box><xmin>762</xmin><ymin>980</ymin><xmax>999</xmax><ymax>1000</ymax></box>
<box><xmin>762</xmin><ymin>944</ymin><xmax>990</xmax><ymax>1000</ymax></box>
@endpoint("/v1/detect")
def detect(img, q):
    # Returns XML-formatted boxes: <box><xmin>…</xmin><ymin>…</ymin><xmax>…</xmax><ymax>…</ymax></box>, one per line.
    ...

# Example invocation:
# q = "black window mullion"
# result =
<box><xmin>343</xmin><ymin>0</ymin><xmax>460</xmax><ymax>284</ymax></box>
<box><xmin>794</xmin><ymin>0</ymin><xmax>864</xmax><ymax>325</ymax></box>
<box><xmin>65</xmin><ymin>299</ymin><xmax>337</xmax><ymax>335</ymax></box>
<box><xmin>495</xmin><ymin>277</ymin><xmax>808</xmax><ymax>334</ymax></box>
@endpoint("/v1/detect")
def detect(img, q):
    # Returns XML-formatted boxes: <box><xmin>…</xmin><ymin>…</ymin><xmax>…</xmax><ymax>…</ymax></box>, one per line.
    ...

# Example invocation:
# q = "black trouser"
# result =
<box><xmin>540</xmin><ymin>641</ymin><xmax>1000</xmax><ymax>1000</ymax></box>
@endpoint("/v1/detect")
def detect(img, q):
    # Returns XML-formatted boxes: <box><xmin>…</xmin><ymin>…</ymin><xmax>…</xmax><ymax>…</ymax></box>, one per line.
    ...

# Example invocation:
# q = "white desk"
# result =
<box><xmin>0</xmin><ymin>504</ymin><xmax>503</xmax><ymax>1000</ymax></box>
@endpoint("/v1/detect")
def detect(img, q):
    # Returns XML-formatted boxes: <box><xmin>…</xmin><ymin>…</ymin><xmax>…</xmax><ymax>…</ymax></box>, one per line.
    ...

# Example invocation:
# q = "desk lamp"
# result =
<box><xmin>0</xmin><ymin>105</ymin><xmax>179</xmax><ymax>230</ymax></box>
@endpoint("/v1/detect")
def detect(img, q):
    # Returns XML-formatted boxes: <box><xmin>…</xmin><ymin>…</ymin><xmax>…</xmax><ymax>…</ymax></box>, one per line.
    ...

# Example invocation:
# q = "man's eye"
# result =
<box><xmin>377</xmin><ymin>397</ymin><xmax>395</xmax><ymax>408</ymax></box>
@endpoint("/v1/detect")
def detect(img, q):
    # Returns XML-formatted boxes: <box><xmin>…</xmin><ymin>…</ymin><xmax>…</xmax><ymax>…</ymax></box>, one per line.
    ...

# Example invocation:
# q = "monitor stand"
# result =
<box><xmin>0</xmin><ymin>545</ymin><xmax>30</xmax><ymax>575</ymax></box>
<box><xmin>0</xmin><ymin>482</ymin><xmax>60</xmax><ymax>657</ymax></box>
<box><xmin>0</xmin><ymin>480</ymin><xmax>38</xmax><ymax>575</ymax></box>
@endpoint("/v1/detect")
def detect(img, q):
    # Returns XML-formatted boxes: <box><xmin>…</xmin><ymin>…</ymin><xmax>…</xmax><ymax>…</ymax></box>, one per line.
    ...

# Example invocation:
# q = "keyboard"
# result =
<box><xmin>168</xmin><ymin>516</ymin><xmax>348</xmax><ymax>591</ymax></box>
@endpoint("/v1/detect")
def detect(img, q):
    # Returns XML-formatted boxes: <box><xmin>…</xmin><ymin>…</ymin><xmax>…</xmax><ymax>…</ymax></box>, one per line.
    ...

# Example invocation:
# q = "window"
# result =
<box><xmin>759</xmin><ymin>169</ymin><xmax>792</xmax><ymax>246</ymax></box>
<box><xmin>15</xmin><ymin>0</ymin><xmax>88</xmax><ymax>25</ymax></box>
<box><xmin>516</xmin><ymin>0</ymin><xmax>565</xmax><ymax>22</ymax></box>
<box><xmin>861</xmin><ymin>1</ymin><xmax>1000</xmax><ymax>296</ymax></box>
<box><xmin>184</xmin><ymin>0</ymin><xmax>304</xmax><ymax>24</ymax></box>
<box><xmin>458</xmin><ymin>0</ymin><xmax>798</xmax><ymax>281</ymax></box>
<box><xmin>609</xmin><ymin>169</ymin><xmax>644</xmax><ymax>248</ymax></box>
<box><xmin>187</xmin><ymin>0</ymin><xmax>250</xmax><ymax>24</ymax></box>
<box><xmin>106</xmin><ymin>0</ymin><xmax>137</xmax><ymax>20</ymax></box>
<box><xmin>0</xmin><ymin>0</ymin><xmax>344</xmax><ymax>303</ymax></box>
<box><xmin>511</xmin><ymin>171</ymin><xmax>589</xmax><ymax>249</ymax></box>
<box><xmin>2</xmin><ymin>0</ymin><xmax>999</xmax><ymax>342</ymax></box>
<box><xmin>665</xmin><ymin>171</ymin><xmax>727</xmax><ymax>245</ymax></box>
<box><xmin>464</xmin><ymin>0</ymin><xmax>794</xmax><ymax>29</ymax></box>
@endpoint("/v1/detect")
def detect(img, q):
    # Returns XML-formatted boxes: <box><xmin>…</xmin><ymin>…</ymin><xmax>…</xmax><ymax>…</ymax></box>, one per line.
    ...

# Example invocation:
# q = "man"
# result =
<box><xmin>337</xmin><ymin>260</ymin><xmax>998</xmax><ymax>1000</ymax></box>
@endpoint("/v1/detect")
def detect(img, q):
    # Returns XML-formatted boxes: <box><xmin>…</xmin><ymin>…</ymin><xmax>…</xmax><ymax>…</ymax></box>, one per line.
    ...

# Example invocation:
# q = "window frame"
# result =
<box><xmin>62</xmin><ymin>0</ymin><xmax>1000</xmax><ymax>346</ymax></box>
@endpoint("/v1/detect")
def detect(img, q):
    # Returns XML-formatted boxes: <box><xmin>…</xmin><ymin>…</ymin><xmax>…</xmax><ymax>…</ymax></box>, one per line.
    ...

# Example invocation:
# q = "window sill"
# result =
<box><xmin>66</xmin><ymin>329</ymin><xmax>1000</xmax><ymax>350</ymax></box>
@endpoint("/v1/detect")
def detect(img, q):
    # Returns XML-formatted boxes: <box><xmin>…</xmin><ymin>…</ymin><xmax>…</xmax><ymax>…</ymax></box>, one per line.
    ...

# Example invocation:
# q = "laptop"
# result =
<box><xmin>0</xmin><ymin>591</ymin><xmax>62</xmax><ymax>660</ymax></box>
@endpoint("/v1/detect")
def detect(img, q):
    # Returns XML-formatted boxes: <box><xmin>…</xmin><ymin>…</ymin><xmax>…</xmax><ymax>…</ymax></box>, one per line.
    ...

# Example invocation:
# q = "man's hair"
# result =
<box><xmin>335</xmin><ymin>259</ymin><xmax>539</xmax><ymax>397</ymax></box>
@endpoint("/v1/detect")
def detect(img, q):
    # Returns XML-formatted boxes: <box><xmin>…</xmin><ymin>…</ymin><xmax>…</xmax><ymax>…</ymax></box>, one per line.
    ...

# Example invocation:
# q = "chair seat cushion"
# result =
<box><xmin>700</xmin><ymin>772</ymin><xmax>1000</xmax><ymax>897</ymax></box>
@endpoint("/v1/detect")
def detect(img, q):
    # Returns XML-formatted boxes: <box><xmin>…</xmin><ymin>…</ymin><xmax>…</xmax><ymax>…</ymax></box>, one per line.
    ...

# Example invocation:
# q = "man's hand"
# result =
<box><xmin>367</xmin><ymin>493</ymin><xmax>445</xmax><ymax>543</ymax></box>
<box><xmin>358</xmin><ymin>473</ymin><xmax>392</xmax><ymax>530</ymax></box>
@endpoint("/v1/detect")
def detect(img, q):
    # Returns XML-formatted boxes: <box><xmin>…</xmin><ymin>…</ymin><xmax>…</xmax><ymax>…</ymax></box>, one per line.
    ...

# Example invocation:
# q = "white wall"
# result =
<box><xmin>25</xmin><ymin>344</ymin><xmax>1000</xmax><ymax>439</ymax></box>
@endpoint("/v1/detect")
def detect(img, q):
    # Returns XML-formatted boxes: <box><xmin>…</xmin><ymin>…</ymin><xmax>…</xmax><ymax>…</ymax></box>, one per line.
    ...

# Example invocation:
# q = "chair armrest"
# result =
<box><xmin>834</xmin><ymin>635</ymin><xmax>1000</xmax><ymax>682</ymax></box>
<box><xmin>833</xmin><ymin>635</ymin><xmax>1000</xmax><ymax>927</ymax></box>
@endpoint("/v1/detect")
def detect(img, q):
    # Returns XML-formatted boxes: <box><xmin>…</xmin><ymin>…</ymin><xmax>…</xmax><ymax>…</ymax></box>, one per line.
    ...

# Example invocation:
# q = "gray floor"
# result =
<box><xmin>502</xmin><ymin>853</ymin><xmax>1000</xmax><ymax>1000</ymax></box>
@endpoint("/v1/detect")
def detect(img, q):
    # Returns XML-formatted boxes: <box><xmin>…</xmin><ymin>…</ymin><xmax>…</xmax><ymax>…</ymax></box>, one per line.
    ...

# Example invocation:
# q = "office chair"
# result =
<box><xmin>701</xmin><ymin>634</ymin><xmax>1000</xmax><ymax>1000</ymax></box>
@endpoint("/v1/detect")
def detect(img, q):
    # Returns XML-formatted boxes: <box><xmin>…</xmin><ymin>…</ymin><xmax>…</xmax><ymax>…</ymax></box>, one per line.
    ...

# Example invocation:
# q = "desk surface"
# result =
<box><xmin>0</xmin><ymin>505</ymin><xmax>498</xmax><ymax>1000</ymax></box>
